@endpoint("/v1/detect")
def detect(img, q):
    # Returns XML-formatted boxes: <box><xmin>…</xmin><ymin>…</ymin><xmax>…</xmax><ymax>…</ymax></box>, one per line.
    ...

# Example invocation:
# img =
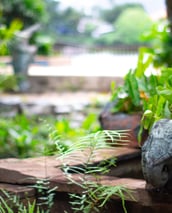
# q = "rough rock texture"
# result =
<box><xmin>99</xmin><ymin>101</ymin><xmax>148</xmax><ymax>147</ymax></box>
<box><xmin>142</xmin><ymin>119</ymin><xmax>172</xmax><ymax>189</ymax></box>
<box><xmin>1</xmin><ymin>148</ymin><xmax>172</xmax><ymax>212</ymax></box>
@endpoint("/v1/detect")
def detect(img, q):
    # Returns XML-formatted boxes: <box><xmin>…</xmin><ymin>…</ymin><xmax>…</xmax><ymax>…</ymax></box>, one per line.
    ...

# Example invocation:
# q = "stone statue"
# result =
<box><xmin>141</xmin><ymin>119</ymin><xmax>172</xmax><ymax>190</ymax></box>
<box><xmin>11</xmin><ymin>24</ymin><xmax>40</xmax><ymax>91</ymax></box>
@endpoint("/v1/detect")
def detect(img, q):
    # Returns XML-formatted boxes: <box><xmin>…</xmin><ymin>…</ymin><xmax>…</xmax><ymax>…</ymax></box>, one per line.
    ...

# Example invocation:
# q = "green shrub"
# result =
<box><xmin>0</xmin><ymin>19</ymin><xmax>22</xmax><ymax>55</ymax></box>
<box><xmin>141</xmin><ymin>20</ymin><xmax>172</xmax><ymax>67</ymax></box>
<box><xmin>56</xmin><ymin>130</ymin><xmax>133</xmax><ymax>213</ymax></box>
<box><xmin>0</xmin><ymin>74</ymin><xmax>18</xmax><ymax>92</ymax></box>
<box><xmin>110</xmin><ymin>47</ymin><xmax>172</xmax><ymax>142</ymax></box>
<box><xmin>0</xmin><ymin>112</ymin><xmax>101</xmax><ymax>158</ymax></box>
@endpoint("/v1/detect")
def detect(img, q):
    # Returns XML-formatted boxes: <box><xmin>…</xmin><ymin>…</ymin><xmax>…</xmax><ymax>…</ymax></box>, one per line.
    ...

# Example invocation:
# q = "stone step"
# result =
<box><xmin>27</xmin><ymin>75</ymin><xmax>123</xmax><ymax>93</ymax></box>
<box><xmin>0</xmin><ymin>147</ymin><xmax>172</xmax><ymax>212</ymax></box>
<box><xmin>0</xmin><ymin>147</ymin><xmax>140</xmax><ymax>183</ymax></box>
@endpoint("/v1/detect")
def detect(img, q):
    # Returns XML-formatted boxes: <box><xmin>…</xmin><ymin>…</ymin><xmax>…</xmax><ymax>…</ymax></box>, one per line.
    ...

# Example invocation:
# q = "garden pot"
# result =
<box><xmin>99</xmin><ymin>101</ymin><xmax>148</xmax><ymax>148</ymax></box>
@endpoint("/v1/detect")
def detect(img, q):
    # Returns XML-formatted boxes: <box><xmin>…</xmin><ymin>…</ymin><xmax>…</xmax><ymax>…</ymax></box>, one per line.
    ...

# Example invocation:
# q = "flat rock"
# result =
<box><xmin>1</xmin><ymin>148</ymin><xmax>172</xmax><ymax>208</ymax></box>
<box><xmin>0</xmin><ymin>148</ymin><xmax>140</xmax><ymax>185</ymax></box>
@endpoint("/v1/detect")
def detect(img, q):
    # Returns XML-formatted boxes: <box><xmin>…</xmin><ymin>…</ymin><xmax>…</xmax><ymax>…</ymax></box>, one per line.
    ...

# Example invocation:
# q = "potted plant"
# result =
<box><xmin>99</xmin><ymin>47</ymin><xmax>172</xmax><ymax>147</ymax></box>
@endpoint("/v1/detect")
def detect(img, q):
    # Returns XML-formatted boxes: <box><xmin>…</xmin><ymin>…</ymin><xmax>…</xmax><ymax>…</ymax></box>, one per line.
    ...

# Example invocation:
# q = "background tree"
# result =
<box><xmin>100</xmin><ymin>3</ymin><xmax>144</xmax><ymax>25</ymax></box>
<box><xmin>0</xmin><ymin>0</ymin><xmax>49</xmax><ymax>55</ymax></box>
<box><xmin>166</xmin><ymin>0</ymin><xmax>172</xmax><ymax>31</ymax></box>
<box><xmin>113</xmin><ymin>8</ymin><xmax>152</xmax><ymax>45</ymax></box>
<box><xmin>0</xmin><ymin>0</ymin><xmax>48</xmax><ymax>27</ymax></box>
<box><xmin>96</xmin><ymin>7</ymin><xmax>152</xmax><ymax>46</ymax></box>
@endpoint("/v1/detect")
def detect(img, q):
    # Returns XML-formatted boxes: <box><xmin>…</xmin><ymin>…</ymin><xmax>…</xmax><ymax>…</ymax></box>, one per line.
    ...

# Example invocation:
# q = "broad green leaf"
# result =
<box><xmin>148</xmin><ymin>74</ymin><xmax>158</xmax><ymax>95</ymax></box>
<box><xmin>125</xmin><ymin>70</ymin><xmax>140</xmax><ymax>106</ymax></box>
<box><xmin>160</xmin><ymin>68</ymin><xmax>172</xmax><ymax>84</ymax></box>
<box><xmin>135</xmin><ymin>48</ymin><xmax>153</xmax><ymax>77</ymax></box>
<box><xmin>154</xmin><ymin>96</ymin><xmax>166</xmax><ymax>119</ymax></box>
<box><xmin>141</xmin><ymin>109</ymin><xmax>153</xmax><ymax>130</ymax></box>
<box><xmin>157</xmin><ymin>86</ymin><xmax>172</xmax><ymax>102</ymax></box>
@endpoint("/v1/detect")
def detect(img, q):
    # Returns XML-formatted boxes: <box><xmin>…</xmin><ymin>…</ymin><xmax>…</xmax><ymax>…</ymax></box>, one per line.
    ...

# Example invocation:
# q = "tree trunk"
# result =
<box><xmin>166</xmin><ymin>0</ymin><xmax>172</xmax><ymax>31</ymax></box>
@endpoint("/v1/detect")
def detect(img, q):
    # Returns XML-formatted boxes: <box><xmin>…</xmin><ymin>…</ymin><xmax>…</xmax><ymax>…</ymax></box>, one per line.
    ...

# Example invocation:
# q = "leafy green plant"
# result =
<box><xmin>55</xmin><ymin>130</ymin><xmax>133</xmax><ymax>213</ymax></box>
<box><xmin>0</xmin><ymin>74</ymin><xmax>19</xmax><ymax>92</ymax></box>
<box><xmin>109</xmin><ymin>47</ymin><xmax>171</xmax><ymax>143</ymax></box>
<box><xmin>0</xmin><ymin>111</ymin><xmax>101</xmax><ymax>158</ymax></box>
<box><xmin>135</xmin><ymin>21</ymin><xmax>172</xmax><ymax>134</ymax></box>
<box><xmin>0</xmin><ymin>130</ymin><xmax>132</xmax><ymax>213</ymax></box>
<box><xmin>0</xmin><ymin>19</ymin><xmax>22</xmax><ymax>55</ymax></box>
<box><xmin>0</xmin><ymin>178</ymin><xmax>56</xmax><ymax>213</ymax></box>
<box><xmin>33</xmin><ymin>33</ymin><xmax>55</xmax><ymax>55</ymax></box>
<box><xmin>0</xmin><ymin>0</ymin><xmax>48</xmax><ymax>27</ymax></box>
<box><xmin>0</xmin><ymin>190</ymin><xmax>42</xmax><ymax>213</ymax></box>
<box><xmin>48</xmin><ymin>113</ymin><xmax>100</xmax><ymax>154</ymax></box>
<box><xmin>140</xmin><ymin>67</ymin><xmax>172</xmax><ymax>135</ymax></box>
<box><xmin>141</xmin><ymin>20</ymin><xmax>172</xmax><ymax>67</ymax></box>
<box><xmin>111</xmin><ymin>47</ymin><xmax>153</xmax><ymax>114</ymax></box>
<box><xmin>0</xmin><ymin>114</ymin><xmax>50</xmax><ymax>158</ymax></box>
<box><xmin>32</xmin><ymin>178</ymin><xmax>57</xmax><ymax>213</ymax></box>
<box><xmin>110</xmin><ymin>46</ymin><xmax>172</xmax><ymax>143</ymax></box>
<box><xmin>112</xmin><ymin>8</ymin><xmax>152</xmax><ymax>45</ymax></box>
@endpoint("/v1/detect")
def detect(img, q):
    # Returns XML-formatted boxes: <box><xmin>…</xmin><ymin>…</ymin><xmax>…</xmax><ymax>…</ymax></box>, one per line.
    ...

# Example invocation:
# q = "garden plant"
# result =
<box><xmin>0</xmin><ymin>4</ymin><xmax>172</xmax><ymax>212</ymax></box>
<box><xmin>110</xmin><ymin>41</ymin><xmax>172</xmax><ymax>143</ymax></box>
<box><xmin>0</xmin><ymin>129</ymin><xmax>132</xmax><ymax>213</ymax></box>
<box><xmin>55</xmin><ymin>129</ymin><xmax>133</xmax><ymax>213</ymax></box>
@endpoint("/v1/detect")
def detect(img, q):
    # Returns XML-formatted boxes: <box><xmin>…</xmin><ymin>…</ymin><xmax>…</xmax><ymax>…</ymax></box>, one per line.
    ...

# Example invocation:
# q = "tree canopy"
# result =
<box><xmin>0</xmin><ymin>0</ymin><xmax>48</xmax><ymax>27</ymax></box>
<box><xmin>100</xmin><ymin>3</ymin><xmax>144</xmax><ymax>24</ymax></box>
<box><xmin>0</xmin><ymin>0</ymin><xmax>164</xmax><ymax>53</ymax></box>
<box><xmin>113</xmin><ymin>8</ymin><xmax>153</xmax><ymax>45</ymax></box>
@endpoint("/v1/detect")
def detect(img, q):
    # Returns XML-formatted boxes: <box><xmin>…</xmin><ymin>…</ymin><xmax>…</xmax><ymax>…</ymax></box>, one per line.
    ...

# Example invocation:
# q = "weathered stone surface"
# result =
<box><xmin>28</xmin><ymin>76</ymin><xmax>123</xmax><ymax>93</ymax></box>
<box><xmin>0</xmin><ymin>98</ymin><xmax>21</xmax><ymax>117</ymax></box>
<box><xmin>0</xmin><ymin>92</ymin><xmax>105</xmax><ymax>118</ymax></box>
<box><xmin>0</xmin><ymin>156</ymin><xmax>64</xmax><ymax>184</ymax></box>
<box><xmin>21</xmin><ymin>103</ymin><xmax>55</xmax><ymax>115</ymax></box>
<box><xmin>99</xmin><ymin>102</ymin><xmax>148</xmax><ymax>147</ymax></box>
<box><xmin>0</xmin><ymin>148</ymin><xmax>140</xmax><ymax>184</ymax></box>
<box><xmin>142</xmin><ymin>119</ymin><xmax>172</xmax><ymax>190</ymax></box>
<box><xmin>0</xmin><ymin>147</ymin><xmax>172</xmax><ymax>211</ymax></box>
<box><xmin>0</xmin><ymin>183</ymin><xmax>35</xmax><ymax>198</ymax></box>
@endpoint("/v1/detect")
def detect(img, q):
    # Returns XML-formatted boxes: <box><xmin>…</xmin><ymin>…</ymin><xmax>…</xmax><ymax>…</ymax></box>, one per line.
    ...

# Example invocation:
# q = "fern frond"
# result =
<box><xmin>54</xmin><ymin>129</ymin><xmax>132</xmax><ymax>212</ymax></box>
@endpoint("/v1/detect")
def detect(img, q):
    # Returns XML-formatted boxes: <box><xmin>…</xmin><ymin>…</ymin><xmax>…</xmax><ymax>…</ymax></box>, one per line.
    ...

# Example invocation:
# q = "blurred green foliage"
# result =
<box><xmin>0</xmin><ymin>0</ymin><xmax>50</xmax><ymax>55</ymax></box>
<box><xmin>111</xmin><ymin>48</ymin><xmax>153</xmax><ymax>114</ymax></box>
<box><xmin>0</xmin><ymin>0</ymin><xmax>47</xmax><ymax>27</ymax></box>
<box><xmin>100</xmin><ymin>3</ymin><xmax>144</xmax><ymax>25</ymax></box>
<box><xmin>97</xmin><ymin>7</ymin><xmax>152</xmax><ymax>46</ymax></box>
<box><xmin>140</xmin><ymin>67</ymin><xmax>172</xmax><ymax>135</ymax></box>
<box><xmin>110</xmin><ymin>45</ymin><xmax>172</xmax><ymax>143</ymax></box>
<box><xmin>113</xmin><ymin>8</ymin><xmax>152</xmax><ymax>45</ymax></box>
<box><xmin>0</xmin><ymin>112</ymin><xmax>100</xmax><ymax>158</ymax></box>
<box><xmin>33</xmin><ymin>33</ymin><xmax>55</xmax><ymax>55</ymax></box>
<box><xmin>0</xmin><ymin>19</ymin><xmax>22</xmax><ymax>55</ymax></box>
<box><xmin>0</xmin><ymin>1</ymin><xmax>156</xmax><ymax>55</ymax></box>
<box><xmin>141</xmin><ymin>20</ymin><xmax>172</xmax><ymax>67</ymax></box>
<box><xmin>0</xmin><ymin>74</ymin><xmax>18</xmax><ymax>92</ymax></box>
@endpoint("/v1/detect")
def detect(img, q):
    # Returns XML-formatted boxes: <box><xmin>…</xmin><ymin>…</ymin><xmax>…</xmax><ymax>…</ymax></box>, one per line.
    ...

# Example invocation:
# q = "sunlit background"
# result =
<box><xmin>0</xmin><ymin>0</ymin><xmax>168</xmax><ymax>80</ymax></box>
